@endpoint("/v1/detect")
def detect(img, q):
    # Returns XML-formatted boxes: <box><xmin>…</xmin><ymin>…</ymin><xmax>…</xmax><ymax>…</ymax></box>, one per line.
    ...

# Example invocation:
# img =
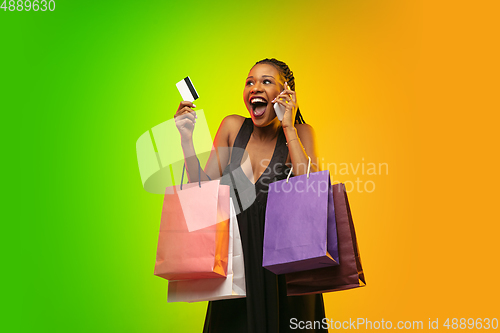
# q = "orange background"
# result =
<box><xmin>316</xmin><ymin>0</ymin><xmax>500</xmax><ymax>327</ymax></box>
<box><xmin>1</xmin><ymin>0</ymin><xmax>499</xmax><ymax>331</ymax></box>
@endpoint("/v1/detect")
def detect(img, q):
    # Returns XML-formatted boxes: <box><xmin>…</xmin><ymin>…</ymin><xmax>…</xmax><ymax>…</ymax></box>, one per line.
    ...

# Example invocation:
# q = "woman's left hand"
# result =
<box><xmin>272</xmin><ymin>82</ymin><xmax>297</xmax><ymax>129</ymax></box>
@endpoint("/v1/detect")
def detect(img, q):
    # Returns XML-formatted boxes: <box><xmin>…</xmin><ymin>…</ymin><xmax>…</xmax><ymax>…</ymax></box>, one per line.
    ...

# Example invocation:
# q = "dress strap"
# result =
<box><xmin>230</xmin><ymin>118</ymin><xmax>253</xmax><ymax>165</ymax></box>
<box><xmin>225</xmin><ymin>118</ymin><xmax>254</xmax><ymax>213</ymax></box>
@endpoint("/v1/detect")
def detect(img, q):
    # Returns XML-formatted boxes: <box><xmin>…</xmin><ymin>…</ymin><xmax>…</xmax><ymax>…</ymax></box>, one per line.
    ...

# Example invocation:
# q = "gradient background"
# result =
<box><xmin>2</xmin><ymin>0</ymin><xmax>499</xmax><ymax>332</ymax></box>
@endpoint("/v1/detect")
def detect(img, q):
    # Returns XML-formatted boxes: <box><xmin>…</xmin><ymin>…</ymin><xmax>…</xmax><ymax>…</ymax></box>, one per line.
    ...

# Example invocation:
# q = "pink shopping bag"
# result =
<box><xmin>154</xmin><ymin>179</ymin><xmax>230</xmax><ymax>280</ymax></box>
<box><xmin>167</xmin><ymin>198</ymin><xmax>246</xmax><ymax>302</ymax></box>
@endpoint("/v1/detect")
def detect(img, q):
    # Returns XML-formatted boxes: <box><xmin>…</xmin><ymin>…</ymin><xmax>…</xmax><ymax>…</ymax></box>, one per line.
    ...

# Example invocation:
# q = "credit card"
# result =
<box><xmin>176</xmin><ymin>76</ymin><xmax>199</xmax><ymax>102</ymax></box>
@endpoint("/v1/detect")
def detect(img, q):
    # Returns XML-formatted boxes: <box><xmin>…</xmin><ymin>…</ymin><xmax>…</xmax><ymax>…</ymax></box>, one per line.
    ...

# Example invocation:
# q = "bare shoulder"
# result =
<box><xmin>295</xmin><ymin>123</ymin><xmax>316</xmax><ymax>141</ymax></box>
<box><xmin>216</xmin><ymin>114</ymin><xmax>246</xmax><ymax>147</ymax></box>
<box><xmin>221</xmin><ymin>114</ymin><xmax>246</xmax><ymax>129</ymax></box>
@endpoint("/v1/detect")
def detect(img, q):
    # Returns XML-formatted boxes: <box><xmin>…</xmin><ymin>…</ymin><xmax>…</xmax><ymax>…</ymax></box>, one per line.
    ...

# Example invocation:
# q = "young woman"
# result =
<box><xmin>175</xmin><ymin>58</ymin><xmax>327</xmax><ymax>333</ymax></box>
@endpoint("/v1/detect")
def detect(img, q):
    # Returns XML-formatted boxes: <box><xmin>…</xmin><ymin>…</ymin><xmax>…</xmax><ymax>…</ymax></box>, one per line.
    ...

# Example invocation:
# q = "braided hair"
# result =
<box><xmin>254</xmin><ymin>58</ymin><xmax>306</xmax><ymax>124</ymax></box>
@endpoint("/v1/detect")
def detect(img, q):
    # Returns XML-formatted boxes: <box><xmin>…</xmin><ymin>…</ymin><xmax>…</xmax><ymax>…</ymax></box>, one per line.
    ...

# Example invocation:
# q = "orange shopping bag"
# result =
<box><xmin>154</xmin><ymin>168</ymin><xmax>230</xmax><ymax>280</ymax></box>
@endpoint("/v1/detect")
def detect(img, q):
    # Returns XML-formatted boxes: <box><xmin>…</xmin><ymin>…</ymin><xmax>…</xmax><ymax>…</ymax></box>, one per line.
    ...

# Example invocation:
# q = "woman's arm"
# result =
<box><xmin>273</xmin><ymin>83</ymin><xmax>319</xmax><ymax>175</ymax></box>
<box><xmin>284</xmin><ymin>124</ymin><xmax>320</xmax><ymax>175</ymax></box>
<box><xmin>175</xmin><ymin>101</ymin><xmax>239</xmax><ymax>182</ymax></box>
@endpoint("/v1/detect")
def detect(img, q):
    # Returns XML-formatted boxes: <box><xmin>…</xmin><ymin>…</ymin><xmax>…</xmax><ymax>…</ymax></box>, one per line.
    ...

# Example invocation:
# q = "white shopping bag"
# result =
<box><xmin>166</xmin><ymin>198</ymin><xmax>246</xmax><ymax>302</ymax></box>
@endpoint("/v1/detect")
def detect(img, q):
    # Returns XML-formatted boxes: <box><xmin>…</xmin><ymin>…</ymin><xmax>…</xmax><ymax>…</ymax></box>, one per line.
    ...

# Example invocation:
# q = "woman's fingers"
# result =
<box><xmin>176</xmin><ymin>117</ymin><xmax>196</xmax><ymax>128</ymax></box>
<box><xmin>283</xmin><ymin>82</ymin><xmax>297</xmax><ymax>103</ymax></box>
<box><xmin>176</xmin><ymin>112</ymin><xmax>196</xmax><ymax>123</ymax></box>
<box><xmin>177</xmin><ymin>106</ymin><xmax>196</xmax><ymax>119</ymax></box>
<box><xmin>174</xmin><ymin>101</ymin><xmax>197</xmax><ymax>130</ymax></box>
<box><xmin>174</xmin><ymin>101</ymin><xmax>197</xmax><ymax>141</ymax></box>
<box><xmin>274</xmin><ymin>98</ymin><xmax>294</xmax><ymax>108</ymax></box>
<box><xmin>272</xmin><ymin>87</ymin><xmax>296</xmax><ymax>104</ymax></box>
<box><xmin>284</xmin><ymin>92</ymin><xmax>296</xmax><ymax>103</ymax></box>
<box><xmin>179</xmin><ymin>100</ymin><xmax>196</xmax><ymax>109</ymax></box>
<box><xmin>273</xmin><ymin>93</ymin><xmax>294</xmax><ymax>105</ymax></box>
<box><xmin>281</xmin><ymin>91</ymin><xmax>296</xmax><ymax>103</ymax></box>
<box><xmin>175</xmin><ymin>101</ymin><xmax>197</xmax><ymax>117</ymax></box>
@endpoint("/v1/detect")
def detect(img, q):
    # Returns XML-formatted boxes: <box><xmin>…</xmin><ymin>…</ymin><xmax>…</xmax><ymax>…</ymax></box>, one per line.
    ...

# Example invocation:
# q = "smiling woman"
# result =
<box><xmin>246</xmin><ymin>58</ymin><xmax>305</xmax><ymax>125</ymax></box>
<box><xmin>174</xmin><ymin>58</ymin><xmax>324</xmax><ymax>333</ymax></box>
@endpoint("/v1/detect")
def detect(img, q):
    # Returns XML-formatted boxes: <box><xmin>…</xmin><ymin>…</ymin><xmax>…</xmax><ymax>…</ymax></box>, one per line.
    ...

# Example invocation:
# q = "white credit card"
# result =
<box><xmin>176</xmin><ymin>76</ymin><xmax>199</xmax><ymax>102</ymax></box>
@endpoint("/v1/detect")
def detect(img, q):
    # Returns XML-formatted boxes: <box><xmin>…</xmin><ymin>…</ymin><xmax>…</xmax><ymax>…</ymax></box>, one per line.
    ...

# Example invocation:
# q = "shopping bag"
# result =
<box><xmin>286</xmin><ymin>183</ymin><xmax>366</xmax><ymax>295</ymax></box>
<box><xmin>167</xmin><ymin>198</ymin><xmax>246</xmax><ymax>302</ymax></box>
<box><xmin>154</xmin><ymin>174</ymin><xmax>231</xmax><ymax>280</ymax></box>
<box><xmin>263</xmin><ymin>158</ymin><xmax>339</xmax><ymax>275</ymax></box>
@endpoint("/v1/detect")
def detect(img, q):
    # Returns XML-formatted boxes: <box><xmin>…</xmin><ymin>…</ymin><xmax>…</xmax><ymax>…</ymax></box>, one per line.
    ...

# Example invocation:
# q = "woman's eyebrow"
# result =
<box><xmin>246</xmin><ymin>75</ymin><xmax>275</xmax><ymax>79</ymax></box>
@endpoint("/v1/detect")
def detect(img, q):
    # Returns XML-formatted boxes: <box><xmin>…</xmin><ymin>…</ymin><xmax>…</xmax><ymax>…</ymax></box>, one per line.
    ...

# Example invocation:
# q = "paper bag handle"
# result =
<box><xmin>180</xmin><ymin>158</ymin><xmax>211</xmax><ymax>190</ymax></box>
<box><xmin>286</xmin><ymin>156</ymin><xmax>311</xmax><ymax>183</ymax></box>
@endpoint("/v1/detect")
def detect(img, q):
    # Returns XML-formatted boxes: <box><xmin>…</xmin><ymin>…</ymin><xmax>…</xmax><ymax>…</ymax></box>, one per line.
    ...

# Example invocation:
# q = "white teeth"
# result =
<box><xmin>251</xmin><ymin>98</ymin><xmax>266</xmax><ymax>103</ymax></box>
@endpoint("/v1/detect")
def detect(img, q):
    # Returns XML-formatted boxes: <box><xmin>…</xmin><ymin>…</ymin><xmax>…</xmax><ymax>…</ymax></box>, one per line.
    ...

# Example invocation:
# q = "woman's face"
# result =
<box><xmin>243</xmin><ymin>63</ymin><xmax>284</xmax><ymax>125</ymax></box>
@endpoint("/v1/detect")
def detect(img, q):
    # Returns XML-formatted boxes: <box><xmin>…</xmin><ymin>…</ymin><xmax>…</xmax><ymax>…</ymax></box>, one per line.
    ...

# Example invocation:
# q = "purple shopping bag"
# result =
<box><xmin>285</xmin><ymin>183</ymin><xmax>365</xmax><ymax>295</ymax></box>
<box><xmin>263</xmin><ymin>169</ymin><xmax>339</xmax><ymax>275</ymax></box>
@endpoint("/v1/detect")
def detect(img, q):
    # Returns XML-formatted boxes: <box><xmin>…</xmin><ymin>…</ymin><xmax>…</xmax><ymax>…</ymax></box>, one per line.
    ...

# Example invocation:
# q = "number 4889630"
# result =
<box><xmin>1</xmin><ymin>0</ymin><xmax>56</xmax><ymax>11</ymax></box>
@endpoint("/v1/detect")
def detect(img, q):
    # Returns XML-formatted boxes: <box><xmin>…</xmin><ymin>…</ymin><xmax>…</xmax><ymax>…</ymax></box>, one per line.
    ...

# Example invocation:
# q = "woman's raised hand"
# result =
<box><xmin>174</xmin><ymin>101</ymin><xmax>197</xmax><ymax>141</ymax></box>
<box><xmin>272</xmin><ymin>82</ymin><xmax>297</xmax><ymax>129</ymax></box>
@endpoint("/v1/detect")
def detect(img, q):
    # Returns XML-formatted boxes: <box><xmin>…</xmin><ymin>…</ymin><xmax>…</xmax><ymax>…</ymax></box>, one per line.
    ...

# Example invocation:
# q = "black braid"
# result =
<box><xmin>254</xmin><ymin>58</ymin><xmax>306</xmax><ymax>124</ymax></box>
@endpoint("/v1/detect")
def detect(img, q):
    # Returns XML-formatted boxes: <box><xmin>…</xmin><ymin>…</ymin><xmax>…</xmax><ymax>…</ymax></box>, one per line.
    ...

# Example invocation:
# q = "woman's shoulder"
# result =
<box><xmin>221</xmin><ymin>114</ymin><xmax>246</xmax><ymax>127</ymax></box>
<box><xmin>216</xmin><ymin>114</ymin><xmax>247</xmax><ymax>147</ymax></box>
<box><xmin>219</xmin><ymin>114</ymin><xmax>246</xmax><ymax>135</ymax></box>
<box><xmin>295</xmin><ymin>123</ymin><xmax>316</xmax><ymax>139</ymax></box>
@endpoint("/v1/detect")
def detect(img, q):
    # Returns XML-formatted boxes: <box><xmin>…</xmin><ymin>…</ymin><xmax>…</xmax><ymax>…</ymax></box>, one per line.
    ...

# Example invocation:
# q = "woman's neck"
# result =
<box><xmin>251</xmin><ymin>118</ymin><xmax>281</xmax><ymax>142</ymax></box>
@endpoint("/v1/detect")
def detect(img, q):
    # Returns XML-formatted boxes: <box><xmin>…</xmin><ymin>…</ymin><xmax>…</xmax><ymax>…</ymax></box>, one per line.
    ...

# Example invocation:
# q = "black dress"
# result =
<box><xmin>203</xmin><ymin>118</ymin><xmax>327</xmax><ymax>333</ymax></box>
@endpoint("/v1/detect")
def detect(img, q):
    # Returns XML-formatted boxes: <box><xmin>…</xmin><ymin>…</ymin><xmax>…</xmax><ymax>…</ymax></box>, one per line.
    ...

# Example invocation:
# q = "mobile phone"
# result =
<box><xmin>274</xmin><ymin>102</ymin><xmax>286</xmax><ymax>121</ymax></box>
<box><xmin>176</xmin><ymin>76</ymin><xmax>199</xmax><ymax>102</ymax></box>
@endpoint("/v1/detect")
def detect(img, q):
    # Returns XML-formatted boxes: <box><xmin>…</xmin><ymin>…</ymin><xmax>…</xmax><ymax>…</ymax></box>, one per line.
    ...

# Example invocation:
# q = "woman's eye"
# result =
<box><xmin>246</xmin><ymin>81</ymin><xmax>254</xmax><ymax>86</ymax></box>
<box><xmin>264</xmin><ymin>79</ymin><xmax>271</xmax><ymax>84</ymax></box>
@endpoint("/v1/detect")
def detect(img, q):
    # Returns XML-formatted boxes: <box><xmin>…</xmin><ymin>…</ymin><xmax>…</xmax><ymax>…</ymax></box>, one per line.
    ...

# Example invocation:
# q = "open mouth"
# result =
<box><xmin>250</xmin><ymin>97</ymin><xmax>268</xmax><ymax>117</ymax></box>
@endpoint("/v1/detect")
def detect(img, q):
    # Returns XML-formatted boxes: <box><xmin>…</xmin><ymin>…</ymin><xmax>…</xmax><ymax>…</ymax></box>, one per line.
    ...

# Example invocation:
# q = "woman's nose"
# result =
<box><xmin>251</xmin><ymin>83</ymin><xmax>263</xmax><ymax>93</ymax></box>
